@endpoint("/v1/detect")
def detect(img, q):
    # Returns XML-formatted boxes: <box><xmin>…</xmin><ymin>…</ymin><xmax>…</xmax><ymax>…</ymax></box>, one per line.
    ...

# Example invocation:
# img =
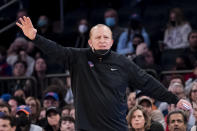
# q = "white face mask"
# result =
<box><xmin>78</xmin><ymin>24</ymin><xmax>88</xmax><ymax>34</ymax></box>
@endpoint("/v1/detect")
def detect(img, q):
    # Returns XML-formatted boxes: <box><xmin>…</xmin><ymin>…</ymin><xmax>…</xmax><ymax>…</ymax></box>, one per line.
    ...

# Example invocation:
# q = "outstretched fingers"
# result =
<box><xmin>26</xmin><ymin>17</ymin><xmax>33</xmax><ymax>26</ymax></box>
<box><xmin>19</xmin><ymin>17</ymin><xmax>25</xmax><ymax>25</ymax></box>
<box><xmin>16</xmin><ymin>21</ymin><xmax>22</xmax><ymax>29</ymax></box>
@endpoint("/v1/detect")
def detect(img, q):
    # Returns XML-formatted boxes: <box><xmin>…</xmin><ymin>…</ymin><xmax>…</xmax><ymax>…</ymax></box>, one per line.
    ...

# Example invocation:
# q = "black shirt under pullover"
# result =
<box><xmin>33</xmin><ymin>35</ymin><xmax>179</xmax><ymax>131</ymax></box>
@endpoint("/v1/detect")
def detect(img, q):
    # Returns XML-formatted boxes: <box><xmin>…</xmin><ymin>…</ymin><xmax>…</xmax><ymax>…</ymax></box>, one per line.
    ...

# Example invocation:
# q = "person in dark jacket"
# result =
<box><xmin>16</xmin><ymin>16</ymin><xmax>190</xmax><ymax>131</ymax></box>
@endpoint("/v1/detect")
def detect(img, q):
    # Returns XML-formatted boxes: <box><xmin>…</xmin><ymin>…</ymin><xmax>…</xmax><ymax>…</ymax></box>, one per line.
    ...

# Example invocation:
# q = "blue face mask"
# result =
<box><xmin>37</xmin><ymin>19</ymin><xmax>48</xmax><ymax>27</ymax></box>
<box><xmin>105</xmin><ymin>17</ymin><xmax>116</xmax><ymax>27</ymax></box>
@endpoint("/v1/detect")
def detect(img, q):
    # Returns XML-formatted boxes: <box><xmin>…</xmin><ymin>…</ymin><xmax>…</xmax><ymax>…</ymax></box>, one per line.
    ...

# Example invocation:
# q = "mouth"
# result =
<box><xmin>174</xmin><ymin>128</ymin><xmax>180</xmax><ymax>131</ymax></box>
<box><xmin>98</xmin><ymin>45</ymin><xmax>106</xmax><ymax>48</ymax></box>
<box><xmin>134</xmin><ymin>123</ymin><xmax>140</xmax><ymax>125</ymax></box>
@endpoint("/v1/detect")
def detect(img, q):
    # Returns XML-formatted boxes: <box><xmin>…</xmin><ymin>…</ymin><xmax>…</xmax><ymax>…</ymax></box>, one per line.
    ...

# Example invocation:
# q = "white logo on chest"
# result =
<box><xmin>110</xmin><ymin>68</ymin><xmax>118</xmax><ymax>71</ymax></box>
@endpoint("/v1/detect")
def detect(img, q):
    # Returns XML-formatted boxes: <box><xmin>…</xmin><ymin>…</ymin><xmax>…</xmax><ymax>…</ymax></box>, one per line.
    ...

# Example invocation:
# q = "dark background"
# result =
<box><xmin>0</xmin><ymin>0</ymin><xmax>197</xmax><ymax>49</ymax></box>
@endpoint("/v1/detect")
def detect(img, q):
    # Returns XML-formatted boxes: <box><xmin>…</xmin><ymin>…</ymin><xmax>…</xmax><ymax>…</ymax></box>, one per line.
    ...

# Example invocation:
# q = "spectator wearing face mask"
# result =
<box><xmin>163</xmin><ymin>8</ymin><xmax>192</xmax><ymax>50</ymax></box>
<box><xmin>15</xmin><ymin>105</ymin><xmax>43</xmax><ymax>131</ymax></box>
<box><xmin>104</xmin><ymin>8</ymin><xmax>125</xmax><ymax>50</ymax></box>
<box><xmin>116</xmin><ymin>13</ymin><xmax>150</xmax><ymax>55</ymax></box>
<box><xmin>75</xmin><ymin>18</ymin><xmax>90</xmax><ymax>48</ymax></box>
<box><xmin>37</xmin><ymin>15</ymin><xmax>53</xmax><ymax>40</ymax></box>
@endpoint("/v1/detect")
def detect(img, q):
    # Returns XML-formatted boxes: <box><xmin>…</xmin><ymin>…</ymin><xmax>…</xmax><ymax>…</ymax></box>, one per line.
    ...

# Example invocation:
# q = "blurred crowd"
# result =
<box><xmin>0</xmin><ymin>4</ymin><xmax>197</xmax><ymax>131</ymax></box>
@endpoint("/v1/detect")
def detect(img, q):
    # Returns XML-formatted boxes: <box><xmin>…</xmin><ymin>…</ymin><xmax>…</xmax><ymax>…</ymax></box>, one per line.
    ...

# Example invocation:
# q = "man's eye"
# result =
<box><xmin>96</xmin><ymin>37</ymin><xmax>100</xmax><ymax>39</ymax></box>
<box><xmin>170</xmin><ymin>120</ymin><xmax>175</xmax><ymax>123</ymax></box>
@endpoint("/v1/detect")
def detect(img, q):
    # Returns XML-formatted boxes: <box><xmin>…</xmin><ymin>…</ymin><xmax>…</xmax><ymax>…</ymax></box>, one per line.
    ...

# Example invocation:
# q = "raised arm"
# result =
<box><xmin>16</xmin><ymin>16</ymin><xmax>37</xmax><ymax>40</ymax></box>
<box><xmin>16</xmin><ymin>16</ymin><xmax>77</xmax><ymax>67</ymax></box>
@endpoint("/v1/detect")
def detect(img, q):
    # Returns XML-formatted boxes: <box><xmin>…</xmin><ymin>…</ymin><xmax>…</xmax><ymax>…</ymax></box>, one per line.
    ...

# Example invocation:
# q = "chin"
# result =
<box><xmin>98</xmin><ymin>47</ymin><xmax>110</xmax><ymax>50</ymax></box>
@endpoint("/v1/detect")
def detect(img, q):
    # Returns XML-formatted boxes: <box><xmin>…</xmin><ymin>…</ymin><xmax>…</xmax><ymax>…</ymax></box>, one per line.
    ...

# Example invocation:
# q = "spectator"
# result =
<box><xmin>61</xmin><ymin>104</ymin><xmax>75</xmax><ymax>118</ymax></box>
<box><xmin>7</xmin><ymin>37</ymin><xmax>28</xmax><ymax>58</ymax></box>
<box><xmin>12</xmin><ymin>60</ymin><xmax>27</xmax><ymax>77</ymax></box>
<box><xmin>169</xmin><ymin>83</ymin><xmax>186</xmax><ymax>99</ymax></box>
<box><xmin>44</xmin><ymin>107</ymin><xmax>60</xmax><ymax>131</ymax></box>
<box><xmin>43</xmin><ymin>92</ymin><xmax>60</xmax><ymax>109</ymax></box>
<box><xmin>0</xmin><ymin>115</ymin><xmax>16</xmax><ymax>131</ymax></box>
<box><xmin>8</xmin><ymin>61</ymin><xmax>30</xmax><ymax>95</ymax></box>
<box><xmin>175</xmin><ymin>55</ymin><xmax>193</xmax><ymax>70</ymax></box>
<box><xmin>0</xmin><ymin>103</ymin><xmax>11</xmax><ymax>116</ymax></box>
<box><xmin>127</xmin><ymin>105</ymin><xmax>151</xmax><ymax>131</ymax></box>
<box><xmin>167</xmin><ymin>110</ymin><xmax>187</xmax><ymax>131</ymax></box>
<box><xmin>170</xmin><ymin>75</ymin><xmax>185</xmax><ymax>87</ymax></box>
<box><xmin>188</xmin><ymin>81</ymin><xmax>197</xmax><ymax>107</ymax></box>
<box><xmin>170</xmin><ymin>82</ymin><xmax>186</xmax><ymax>99</ymax></box>
<box><xmin>7</xmin><ymin>38</ymin><xmax>35</xmax><ymax>76</ymax></box>
<box><xmin>25</xmin><ymin>96</ymin><xmax>41</xmax><ymax>124</ymax></box>
<box><xmin>133</xmin><ymin>43</ymin><xmax>161</xmax><ymax>73</ymax></box>
<box><xmin>15</xmin><ymin>105</ymin><xmax>43</xmax><ymax>131</ymax></box>
<box><xmin>104</xmin><ymin>8</ymin><xmax>125</xmax><ymax>50</ymax></box>
<box><xmin>117</xmin><ymin>13</ymin><xmax>150</xmax><ymax>55</ymax></box>
<box><xmin>8</xmin><ymin>97</ymin><xmax>23</xmax><ymax>116</ymax></box>
<box><xmin>32</xmin><ymin>57</ymin><xmax>47</xmax><ymax>99</ymax></box>
<box><xmin>60</xmin><ymin>116</ymin><xmax>75</xmax><ymax>131</ymax></box>
<box><xmin>126</xmin><ymin>34</ymin><xmax>145</xmax><ymax>59</ymax></box>
<box><xmin>74</xmin><ymin>18</ymin><xmax>90</xmax><ymax>48</ymax></box>
<box><xmin>132</xmin><ymin>34</ymin><xmax>145</xmax><ymax>53</ymax></box>
<box><xmin>163</xmin><ymin>8</ymin><xmax>192</xmax><ymax>50</ymax></box>
<box><xmin>44</xmin><ymin>84</ymin><xmax>67</xmax><ymax>108</ymax></box>
<box><xmin>17</xmin><ymin>49</ymin><xmax>35</xmax><ymax>76</ymax></box>
<box><xmin>14</xmin><ymin>89</ymin><xmax>26</xmax><ymax>100</ymax></box>
<box><xmin>138</xmin><ymin>96</ymin><xmax>165</xmax><ymax>130</ymax></box>
<box><xmin>127</xmin><ymin>91</ymin><xmax>136</xmax><ymax>111</ymax></box>
<box><xmin>0</xmin><ymin>94</ymin><xmax>11</xmax><ymax>103</ymax></box>
<box><xmin>36</xmin><ymin>15</ymin><xmax>53</xmax><ymax>39</ymax></box>
<box><xmin>183</xmin><ymin>30</ymin><xmax>197</xmax><ymax>68</ymax></box>
<box><xmin>0</xmin><ymin>46</ymin><xmax>12</xmax><ymax>76</ymax></box>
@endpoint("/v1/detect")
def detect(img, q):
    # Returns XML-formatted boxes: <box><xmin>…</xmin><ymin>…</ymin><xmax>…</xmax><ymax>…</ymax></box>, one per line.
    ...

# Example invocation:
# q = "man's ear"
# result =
<box><xmin>88</xmin><ymin>39</ymin><xmax>92</xmax><ymax>48</ymax></box>
<box><xmin>110</xmin><ymin>39</ymin><xmax>114</xmax><ymax>47</ymax></box>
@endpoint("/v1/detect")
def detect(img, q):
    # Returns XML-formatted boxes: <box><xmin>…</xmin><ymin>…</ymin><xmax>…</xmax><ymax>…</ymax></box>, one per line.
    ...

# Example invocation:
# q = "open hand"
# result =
<box><xmin>16</xmin><ymin>16</ymin><xmax>37</xmax><ymax>40</ymax></box>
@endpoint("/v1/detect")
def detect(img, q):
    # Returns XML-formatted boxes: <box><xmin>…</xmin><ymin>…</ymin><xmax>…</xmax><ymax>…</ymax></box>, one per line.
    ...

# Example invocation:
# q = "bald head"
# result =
<box><xmin>88</xmin><ymin>24</ymin><xmax>113</xmax><ymax>50</ymax></box>
<box><xmin>89</xmin><ymin>24</ymin><xmax>112</xmax><ymax>39</ymax></box>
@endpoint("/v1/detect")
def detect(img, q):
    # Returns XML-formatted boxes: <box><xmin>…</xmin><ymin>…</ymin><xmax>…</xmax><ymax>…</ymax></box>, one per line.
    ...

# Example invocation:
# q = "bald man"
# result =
<box><xmin>17</xmin><ymin>16</ymin><xmax>188</xmax><ymax>131</ymax></box>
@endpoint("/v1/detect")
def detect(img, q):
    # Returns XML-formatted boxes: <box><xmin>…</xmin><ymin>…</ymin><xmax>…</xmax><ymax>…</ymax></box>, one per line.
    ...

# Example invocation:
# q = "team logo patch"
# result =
<box><xmin>88</xmin><ymin>61</ymin><xmax>94</xmax><ymax>68</ymax></box>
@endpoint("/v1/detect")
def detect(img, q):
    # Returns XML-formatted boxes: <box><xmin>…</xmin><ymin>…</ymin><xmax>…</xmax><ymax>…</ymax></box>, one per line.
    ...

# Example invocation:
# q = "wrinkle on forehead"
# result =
<box><xmin>89</xmin><ymin>24</ymin><xmax>112</xmax><ymax>39</ymax></box>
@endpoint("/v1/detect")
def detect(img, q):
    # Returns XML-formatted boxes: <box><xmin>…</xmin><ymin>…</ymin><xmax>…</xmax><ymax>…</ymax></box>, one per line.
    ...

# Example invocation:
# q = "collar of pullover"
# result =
<box><xmin>88</xmin><ymin>48</ymin><xmax>111</xmax><ymax>62</ymax></box>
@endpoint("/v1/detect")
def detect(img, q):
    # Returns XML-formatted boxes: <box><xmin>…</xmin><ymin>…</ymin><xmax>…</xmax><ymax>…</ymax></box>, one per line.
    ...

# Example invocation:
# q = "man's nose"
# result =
<box><xmin>100</xmin><ymin>37</ymin><xmax>105</xmax><ymax>42</ymax></box>
<box><xmin>174</xmin><ymin>121</ymin><xmax>179</xmax><ymax>126</ymax></box>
